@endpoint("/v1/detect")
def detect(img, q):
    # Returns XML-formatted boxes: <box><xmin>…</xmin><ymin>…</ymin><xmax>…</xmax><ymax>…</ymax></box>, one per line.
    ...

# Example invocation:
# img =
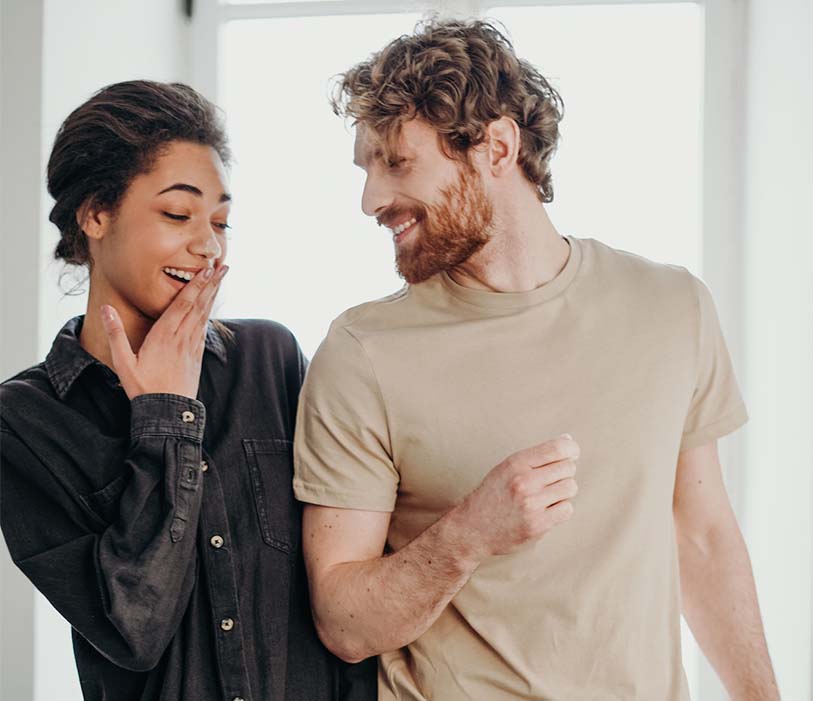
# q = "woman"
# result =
<box><xmin>0</xmin><ymin>81</ymin><xmax>374</xmax><ymax>700</ymax></box>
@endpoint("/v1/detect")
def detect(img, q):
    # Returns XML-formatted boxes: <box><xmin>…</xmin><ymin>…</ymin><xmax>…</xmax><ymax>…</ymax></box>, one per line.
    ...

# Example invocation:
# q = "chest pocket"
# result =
<box><xmin>79</xmin><ymin>472</ymin><xmax>128</xmax><ymax>527</ymax></box>
<box><xmin>242</xmin><ymin>438</ymin><xmax>300</xmax><ymax>554</ymax></box>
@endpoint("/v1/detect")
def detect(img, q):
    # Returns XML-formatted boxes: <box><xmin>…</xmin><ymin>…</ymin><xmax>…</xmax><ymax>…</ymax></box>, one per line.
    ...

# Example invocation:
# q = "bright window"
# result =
<box><xmin>218</xmin><ymin>12</ymin><xmax>420</xmax><ymax>356</ymax></box>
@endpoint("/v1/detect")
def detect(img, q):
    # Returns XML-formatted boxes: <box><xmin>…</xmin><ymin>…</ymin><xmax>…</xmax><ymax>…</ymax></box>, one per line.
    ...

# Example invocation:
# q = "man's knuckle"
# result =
<box><xmin>518</xmin><ymin>520</ymin><xmax>535</xmax><ymax>541</ymax></box>
<box><xmin>509</xmin><ymin>475</ymin><xmax>529</xmax><ymax>498</ymax></box>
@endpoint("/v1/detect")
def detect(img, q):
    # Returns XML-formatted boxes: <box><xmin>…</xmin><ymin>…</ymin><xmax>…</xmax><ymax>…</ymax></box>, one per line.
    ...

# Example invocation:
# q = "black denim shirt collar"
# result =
<box><xmin>45</xmin><ymin>316</ymin><xmax>228</xmax><ymax>400</ymax></box>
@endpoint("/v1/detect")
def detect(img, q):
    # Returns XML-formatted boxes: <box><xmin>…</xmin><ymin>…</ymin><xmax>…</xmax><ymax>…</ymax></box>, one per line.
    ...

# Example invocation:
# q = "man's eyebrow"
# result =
<box><xmin>156</xmin><ymin>183</ymin><xmax>232</xmax><ymax>203</ymax></box>
<box><xmin>353</xmin><ymin>148</ymin><xmax>389</xmax><ymax>169</ymax></box>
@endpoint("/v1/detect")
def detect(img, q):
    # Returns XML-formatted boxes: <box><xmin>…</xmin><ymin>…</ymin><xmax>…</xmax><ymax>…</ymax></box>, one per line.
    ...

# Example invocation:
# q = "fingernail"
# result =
<box><xmin>561</xmin><ymin>433</ymin><xmax>573</xmax><ymax>440</ymax></box>
<box><xmin>100</xmin><ymin>305</ymin><xmax>114</xmax><ymax>323</ymax></box>
<box><xmin>218</xmin><ymin>265</ymin><xmax>230</xmax><ymax>277</ymax></box>
<box><xmin>203</xmin><ymin>267</ymin><xmax>214</xmax><ymax>280</ymax></box>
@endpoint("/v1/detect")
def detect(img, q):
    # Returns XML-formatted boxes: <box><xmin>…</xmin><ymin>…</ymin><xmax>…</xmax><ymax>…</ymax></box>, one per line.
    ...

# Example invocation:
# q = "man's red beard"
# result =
<box><xmin>390</xmin><ymin>165</ymin><xmax>494</xmax><ymax>284</ymax></box>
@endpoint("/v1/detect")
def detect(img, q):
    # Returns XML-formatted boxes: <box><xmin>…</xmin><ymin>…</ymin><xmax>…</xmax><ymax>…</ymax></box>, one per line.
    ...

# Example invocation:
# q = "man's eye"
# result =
<box><xmin>162</xmin><ymin>212</ymin><xmax>189</xmax><ymax>221</ymax></box>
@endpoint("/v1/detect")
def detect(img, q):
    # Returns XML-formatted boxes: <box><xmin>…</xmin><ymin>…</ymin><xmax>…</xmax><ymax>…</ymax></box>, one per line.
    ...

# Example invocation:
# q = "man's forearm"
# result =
<box><xmin>678</xmin><ymin>521</ymin><xmax>778</xmax><ymax>700</ymax></box>
<box><xmin>310</xmin><ymin>500</ymin><xmax>482</xmax><ymax>663</ymax></box>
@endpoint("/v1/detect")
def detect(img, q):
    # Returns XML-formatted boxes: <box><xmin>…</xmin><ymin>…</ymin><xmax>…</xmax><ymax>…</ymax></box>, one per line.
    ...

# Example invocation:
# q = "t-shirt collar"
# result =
<box><xmin>438</xmin><ymin>234</ymin><xmax>582</xmax><ymax>310</ymax></box>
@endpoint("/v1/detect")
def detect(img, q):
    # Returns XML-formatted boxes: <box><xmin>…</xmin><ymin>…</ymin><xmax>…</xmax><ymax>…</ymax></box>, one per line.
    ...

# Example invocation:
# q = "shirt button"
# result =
<box><xmin>210</xmin><ymin>535</ymin><xmax>224</xmax><ymax>549</ymax></box>
<box><xmin>200</xmin><ymin>460</ymin><xmax>209</xmax><ymax>472</ymax></box>
<box><xmin>181</xmin><ymin>410</ymin><xmax>195</xmax><ymax>423</ymax></box>
<box><xmin>221</xmin><ymin>617</ymin><xmax>234</xmax><ymax>631</ymax></box>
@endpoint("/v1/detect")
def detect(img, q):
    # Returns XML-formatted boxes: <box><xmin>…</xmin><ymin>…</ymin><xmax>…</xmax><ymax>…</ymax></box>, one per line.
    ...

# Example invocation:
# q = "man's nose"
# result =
<box><xmin>361</xmin><ymin>174</ymin><xmax>394</xmax><ymax>218</ymax></box>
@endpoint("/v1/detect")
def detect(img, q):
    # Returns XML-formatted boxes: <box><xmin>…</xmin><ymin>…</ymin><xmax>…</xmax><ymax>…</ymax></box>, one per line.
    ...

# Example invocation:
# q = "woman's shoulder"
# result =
<box><xmin>0</xmin><ymin>362</ymin><xmax>61</xmax><ymax>446</ymax></box>
<box><xmin>1</xmin><ymin>362</ymin><xmax>55</xmax><ymax>406</ymax></box>
<box><xmin>215</xmin><ymin>318</ymin><xmax>301</xmax><ymax>355</ymax></box>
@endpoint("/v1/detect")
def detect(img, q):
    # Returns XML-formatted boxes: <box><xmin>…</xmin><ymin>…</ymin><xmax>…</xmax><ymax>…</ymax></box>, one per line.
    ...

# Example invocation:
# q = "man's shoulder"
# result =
<box><xmin>328</xmin><ymin>285</ymin><xmax>413</xmax><ymax>337</ymax></box>
<box><xmin>580</xmin><ymin>236</ymin><xmax>697</xmax><ymax>300</ymax></box>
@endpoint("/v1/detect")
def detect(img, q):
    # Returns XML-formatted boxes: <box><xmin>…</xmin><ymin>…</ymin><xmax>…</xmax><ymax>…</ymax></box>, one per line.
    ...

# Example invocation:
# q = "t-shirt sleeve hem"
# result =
<box><xmin>293</xmin><ymin>478</ymin><xmax>397</xmax><ymax>512</ymax></box>
<box><xmin>679</xmin><ymin>402</ymin><xmax>749</xmax><ymax>452</ymax></box>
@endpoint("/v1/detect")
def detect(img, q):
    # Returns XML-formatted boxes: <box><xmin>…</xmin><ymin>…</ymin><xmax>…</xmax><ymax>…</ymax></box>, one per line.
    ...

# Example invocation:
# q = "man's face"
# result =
<box><xmin>354</xmin><ymin>119</ymin><xmax>494</xmax><ymax>284</ymax></box>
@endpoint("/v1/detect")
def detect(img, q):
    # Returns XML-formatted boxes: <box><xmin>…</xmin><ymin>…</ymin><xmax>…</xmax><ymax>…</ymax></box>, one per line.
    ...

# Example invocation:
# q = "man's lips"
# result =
<box><xmin>393</xmin><ymin>218</ymin><xmax>418</xmax><ymax>244</ymax></box>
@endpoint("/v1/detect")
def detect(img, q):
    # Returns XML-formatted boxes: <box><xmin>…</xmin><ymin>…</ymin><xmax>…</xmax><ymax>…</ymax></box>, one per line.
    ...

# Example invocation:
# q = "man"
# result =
<box><xmin>293</xmin><ymin>19</ymin><xmax>778</xmax><ymax>700</ymax></box>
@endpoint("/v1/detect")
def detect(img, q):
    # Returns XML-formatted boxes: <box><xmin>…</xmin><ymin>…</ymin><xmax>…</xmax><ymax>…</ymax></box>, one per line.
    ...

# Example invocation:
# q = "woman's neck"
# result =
<box><xmin>79</xmin><ymin>284</ymin><xmax>152</xmax><ymax>371</ymax></box>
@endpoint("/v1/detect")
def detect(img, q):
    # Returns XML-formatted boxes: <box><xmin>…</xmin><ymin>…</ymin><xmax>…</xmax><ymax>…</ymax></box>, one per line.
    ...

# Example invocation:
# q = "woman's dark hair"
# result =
<box><xmin>48</xmin><ymin>80</ymin><xmax>231</xmax><ymax>267</ymax></box>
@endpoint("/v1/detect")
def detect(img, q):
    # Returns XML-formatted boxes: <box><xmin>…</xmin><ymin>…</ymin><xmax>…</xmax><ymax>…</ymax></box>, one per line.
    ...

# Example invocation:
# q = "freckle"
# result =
<box><xmin>427</xmin><ymin>560</ymin><xmax>432</xmax><ymax>565</ymax></box>
<box><xmin>366</xmin><ymin>588</ymin><xmax>371</xmax><ymax>593</ymax></box>
<box><xmin>698</xmin><ymin>480</ymin><xmax>703</xmax><ymax>484</ymax></box>
<box><xmin>340</xmin><ymin>628</ymin><xmax>345</xmax><ymax>632</ymax></box>
<box><xmin>350</xmin><ymin>613</ymin><xmax>354</xmax><ymax>618</ymax></box>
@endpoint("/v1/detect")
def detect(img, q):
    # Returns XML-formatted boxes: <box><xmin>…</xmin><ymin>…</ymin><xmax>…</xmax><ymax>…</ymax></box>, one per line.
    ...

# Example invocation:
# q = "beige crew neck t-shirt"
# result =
<box><xmin>293</xmin><ymin>236</ymin><xmax>748</xmax><ymax>700</ymax></box>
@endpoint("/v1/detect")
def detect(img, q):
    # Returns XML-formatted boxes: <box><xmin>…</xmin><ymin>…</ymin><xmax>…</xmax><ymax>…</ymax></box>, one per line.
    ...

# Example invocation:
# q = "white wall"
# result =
<box><xmin>1</xmin><ymin>1</ymin><xmax>42</xmax><ymax>698</ymax></box>
<box><xmin>742</xmin><ymin>0</ymin><xmax>813</xmax><ymax>698</ymax></box>
<box><xmin>1</xmin><ymin>1</ymin><xmax>190</xmax><ymax>699</ymax></box>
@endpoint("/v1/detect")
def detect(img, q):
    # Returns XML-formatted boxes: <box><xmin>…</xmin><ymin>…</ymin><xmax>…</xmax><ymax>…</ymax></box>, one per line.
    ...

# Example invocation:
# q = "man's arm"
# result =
<box><xmin>674</xmin><ymin>440</ymin><xmax>779</xmax><ymax>700</ymax></box>
<box><xmin>302</xmin><ymin>437</ymin><xmax>579</xmax><ymax>663</ymax></box>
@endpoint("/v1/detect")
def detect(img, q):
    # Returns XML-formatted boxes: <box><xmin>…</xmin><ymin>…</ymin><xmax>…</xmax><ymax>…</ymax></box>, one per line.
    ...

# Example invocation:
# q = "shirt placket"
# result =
<box><xmin>199</xmin><ymin>451</ymin><xmax>253</xmax><ymax>701</ymax></box>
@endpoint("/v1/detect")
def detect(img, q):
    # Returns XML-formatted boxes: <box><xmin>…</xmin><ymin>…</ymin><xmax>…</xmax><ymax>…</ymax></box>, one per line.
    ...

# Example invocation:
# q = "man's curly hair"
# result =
<box><xmin>331</xmin><ymin>18</ymin><xmax>564</xmax><ymax>203</ymax></box>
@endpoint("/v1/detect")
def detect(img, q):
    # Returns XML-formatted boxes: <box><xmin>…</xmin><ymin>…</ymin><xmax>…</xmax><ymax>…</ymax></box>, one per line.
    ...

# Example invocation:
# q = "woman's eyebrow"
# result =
<box><xmin>156</xmin><ymin>183</ymin><xmax>232</xmax><ymax>203</ymax></box>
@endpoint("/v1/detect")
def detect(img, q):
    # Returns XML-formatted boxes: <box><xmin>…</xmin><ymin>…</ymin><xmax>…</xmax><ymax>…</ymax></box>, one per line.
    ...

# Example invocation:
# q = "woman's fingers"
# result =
<box><xmin>153</xmin><ymin>266</ymin><xmax>215</xmax><ymax>335</ymax></box>
<box><xmin>178</xmin><ymin>265</ymin><xmax>229</xmax><ymax>343</ymax></box>
<box><xmin>100</xmin><ymin>305</ymin><xmax>136</xmax><ymax>390</ymax></box>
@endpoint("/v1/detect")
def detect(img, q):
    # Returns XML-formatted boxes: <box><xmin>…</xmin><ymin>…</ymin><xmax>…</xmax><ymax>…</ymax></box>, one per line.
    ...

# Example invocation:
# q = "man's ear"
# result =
<box><xmin>76</xmin><ymin>199</ymin><xmax>112</xmax><ymax>242</ymax></box>
<box><xmin>485</xmin><ymin>116</ymin><xmax>521</xmax><ymax>177</ymax></box>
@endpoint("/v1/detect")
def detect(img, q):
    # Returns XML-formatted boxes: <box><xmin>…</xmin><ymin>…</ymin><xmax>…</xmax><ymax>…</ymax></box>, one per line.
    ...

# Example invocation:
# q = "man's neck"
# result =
<box><xmin>448</xmin><ymin>191</ymin><xmax>570</xmax><ymax>293</ymax></box>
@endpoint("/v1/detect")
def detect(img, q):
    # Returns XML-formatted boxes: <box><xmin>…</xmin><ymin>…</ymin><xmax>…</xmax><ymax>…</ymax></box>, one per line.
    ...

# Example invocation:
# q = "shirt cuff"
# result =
<box><xmin>130</xmin><ymin>394</ymin><xmax>206</xmax><ymax>442</ymax></box>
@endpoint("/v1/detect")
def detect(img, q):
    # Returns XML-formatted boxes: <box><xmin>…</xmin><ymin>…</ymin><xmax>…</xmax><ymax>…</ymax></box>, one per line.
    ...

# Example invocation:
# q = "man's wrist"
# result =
<box><xmin>442</xmin><ymin>495</ymin><xmax>489</xmax><ymax>570</ymax></box>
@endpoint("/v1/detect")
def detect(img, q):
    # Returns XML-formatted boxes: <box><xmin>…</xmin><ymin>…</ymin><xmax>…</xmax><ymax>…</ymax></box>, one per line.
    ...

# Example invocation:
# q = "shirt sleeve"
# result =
<box><xmin>679</xmin><ymin>275</ymin><xmax>749</xmax><ymax>452</ymax></box>
<box><xmin>0</xmin><ymin>393</ymin><xmax>206</xmax><ymax>672</ymax></box>
<box><xmin>293</xmin><ymin>323</ymin><xmax>399</xmax><ymax>512</ymax></box>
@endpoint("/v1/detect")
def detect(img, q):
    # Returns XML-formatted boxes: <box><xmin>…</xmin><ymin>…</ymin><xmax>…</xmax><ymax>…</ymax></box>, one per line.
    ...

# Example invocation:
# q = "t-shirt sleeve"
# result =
<box><xmin>679</xmin><ymin>274</ymin><xmax>749</xmax><ymax>452</ymax></box>
<box><xmin>293</xmin><ymin>322</ymin><xmax>398</xmax><ymax>511</ymax></box>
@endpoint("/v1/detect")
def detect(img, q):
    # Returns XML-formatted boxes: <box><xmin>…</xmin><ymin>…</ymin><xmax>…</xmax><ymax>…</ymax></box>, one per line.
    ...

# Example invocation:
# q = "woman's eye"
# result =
<box><xmin>214</xmin><ymin>222</ymin><xmax>231</xmax><ymax>232</ymax></box>
<box><xmin>162</xmin><ymin>212</ymin><xmax>189</xmax><ymax>221</ymax></box>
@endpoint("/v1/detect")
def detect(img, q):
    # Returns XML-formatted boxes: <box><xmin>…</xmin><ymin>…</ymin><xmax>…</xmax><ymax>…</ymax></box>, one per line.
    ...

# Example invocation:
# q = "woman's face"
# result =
<box><xmin>87</xmin><ymin>140</ymin><xmax>231</xmax><ymax>321</ymax></box>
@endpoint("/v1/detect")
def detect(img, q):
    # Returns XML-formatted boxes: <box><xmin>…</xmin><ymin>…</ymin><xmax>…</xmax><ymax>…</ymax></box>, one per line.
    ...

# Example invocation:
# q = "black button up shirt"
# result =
<box><xmin>0</xmin><ymin>317</ymin><xmax>375</xmax><ymax>701</ymax></box>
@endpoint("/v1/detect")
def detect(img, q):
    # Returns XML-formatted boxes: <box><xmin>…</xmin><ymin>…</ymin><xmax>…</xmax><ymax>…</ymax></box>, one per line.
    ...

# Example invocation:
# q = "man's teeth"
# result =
<box><xmin>162</xmin><ymin>267</ymin><xmax>194</xmax><ymax>282</ymax></box>
<box><xmin>391</xmin><ymin>217</ymin><xmax>417</xmax><ymax>236</ymax></box>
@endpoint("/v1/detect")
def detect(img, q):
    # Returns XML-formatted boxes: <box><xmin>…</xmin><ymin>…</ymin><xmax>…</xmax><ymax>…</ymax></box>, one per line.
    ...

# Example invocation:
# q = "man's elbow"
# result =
<box><xmin>676</xmin><ymin>518</ymin><xmax>745</xmax><ymax>563</ymax></box>
<box><xmin>313</xmin><ymin>615</ymin><xmax>374</xmax><ymax>664</ymax></box>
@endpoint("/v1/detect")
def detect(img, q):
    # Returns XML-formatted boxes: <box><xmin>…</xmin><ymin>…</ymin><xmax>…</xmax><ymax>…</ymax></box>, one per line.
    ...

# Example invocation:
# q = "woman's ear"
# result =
<box><xmin>76</xmin><ymin>199</ymin><xmax>111</xmax><ymax>242</ymax></box>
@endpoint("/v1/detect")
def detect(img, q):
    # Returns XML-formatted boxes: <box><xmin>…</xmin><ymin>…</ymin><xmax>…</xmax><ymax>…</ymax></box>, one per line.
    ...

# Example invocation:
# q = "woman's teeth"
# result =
<box><xmin>391</xmin><ymin>217</ymin><xmax>417</xmax><ymax>238</ymax></box>
<box><xmin>163</xmin><ymin>267</ymin><xmax>194</xmax><ymax>282</ymax></box>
